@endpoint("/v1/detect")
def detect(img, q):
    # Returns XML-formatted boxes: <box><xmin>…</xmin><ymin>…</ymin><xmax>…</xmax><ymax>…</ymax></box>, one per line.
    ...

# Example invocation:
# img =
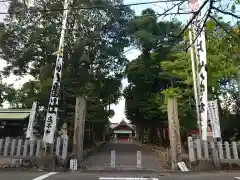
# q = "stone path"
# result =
<box><xmin>82</xmin><ymin>141</ymin><xmax>168</xmax><ymax>172</ymax></box>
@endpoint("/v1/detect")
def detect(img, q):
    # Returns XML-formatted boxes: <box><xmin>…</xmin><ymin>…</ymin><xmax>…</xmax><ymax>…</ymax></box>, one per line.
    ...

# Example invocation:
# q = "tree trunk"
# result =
<box><xmin>147</xmin><ymin>127</ymin><xmax>152</xmax><ymax>143</ymax></box>
<box><xmin>156</xmin><ymin>127</ymin><xmax>163</xmax><ymax>145</ymax></box>
<box><xmin>140</xmin><ymin>126</ymin><xmax>144</xmax><ymax>144</ymax></box>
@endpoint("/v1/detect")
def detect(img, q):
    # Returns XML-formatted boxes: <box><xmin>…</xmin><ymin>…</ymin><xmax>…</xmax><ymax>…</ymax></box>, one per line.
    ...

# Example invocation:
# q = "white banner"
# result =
<box><xmin>196</xmin><ymin>25</ymin><xmax>208</xmax><ymax>141</ymax></box>
<box><xmin>189</xmin><ymin>0</ymin><xmax>208</xmax><ymax>141</ymax></box>
<box><xmin>208</xmin><ymin>100</ymin><xmax>221</xmax><ymax>138</ymax></box>
<box><xmin>43</xmin><ymin>0</ymin><xmax>70</xmax><ymax>144</ymax></box>
<box><xmin>26</xmin><ymin>101</ymin><xmax>37</xmax><ymax>139</ymax></box>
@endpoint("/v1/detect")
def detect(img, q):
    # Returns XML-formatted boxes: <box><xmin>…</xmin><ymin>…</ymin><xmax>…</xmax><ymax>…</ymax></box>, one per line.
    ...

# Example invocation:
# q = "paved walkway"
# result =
<box><xmin>82</xmin><ymin>141</ymin><xmax>168</xmax><ymax>172</ymax></box>
<box><xmin>2</xmin><ymin>171</ymin><xmax>240</xmax><ymax>180</ymax></box>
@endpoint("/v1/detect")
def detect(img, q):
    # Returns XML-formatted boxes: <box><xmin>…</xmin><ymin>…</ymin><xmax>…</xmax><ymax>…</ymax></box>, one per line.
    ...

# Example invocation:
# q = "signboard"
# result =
<box><xmin>70</xmin><ymin>159</ymin><xmax>77</xmax><ymax>171</ymax></box>
<box><xmin>113</xmin><ymin>130</ymin><xmax>132</xmax><ymax>134</ymax></box>
<box><xmin>208</xmin><ymin>100</ymin><xmax>221</xmax><ymax>138</ymax></box>
<box><xmin>178</xmin><ymin>162</ymin><xmax>189</xmax><ymax>171</ymax></box>
<box><xmin>26</xmin><ymin>101</ymin><xmax>37</xmax><ymax>139</ymax></box>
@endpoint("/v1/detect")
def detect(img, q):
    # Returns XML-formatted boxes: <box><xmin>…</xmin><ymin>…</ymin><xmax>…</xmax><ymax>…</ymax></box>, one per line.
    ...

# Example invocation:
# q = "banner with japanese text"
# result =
<box><xmin>26</xmin><ymin>101</ymin><xmax>37</xmax><ymax>139</ymax></box>
<box><xmin>208</xmin><ymin>100</ymin><xmax>221</xmax><ymax>138</ymax></box>
<box><xmin>43</xmin><ymin>0</ymin><xmax>70</xmax><ymax>144</ymax></box>
<box><xmin>188</xmin><ymin>0</ymin><xmax>208</xmax><ymax>140</ymax></box>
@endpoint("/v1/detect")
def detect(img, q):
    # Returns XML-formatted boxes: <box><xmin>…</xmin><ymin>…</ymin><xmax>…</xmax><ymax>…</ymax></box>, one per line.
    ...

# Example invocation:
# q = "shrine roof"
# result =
<box><xmin>0</xmin><ymin>109</ymin><xmax>31</xmax><ymax>120</ymax></box>
<box><xmin>111</xmin><ymin>119</ymin><xmax>135</xmax><ymax>130</ymax></box>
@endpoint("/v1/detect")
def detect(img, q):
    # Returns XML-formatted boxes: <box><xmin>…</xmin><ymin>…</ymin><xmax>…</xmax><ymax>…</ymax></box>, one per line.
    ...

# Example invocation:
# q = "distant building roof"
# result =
<box><xmin>0</xmin><ymin>109</ymin><xmax>31</xmax><ymax>120</ymax></box>
<box><xmin>111</xmin><ymin>119</ymin><xmax>135</xmax><ymax>131</ymax></box>
<box><xmin>110</xmin><ymin>123</ymin><xmax>118</xmax><ymax>129</ymax></box>
<box><xmin>0</xmin><ymin>109</ymin><xmax>31</xmax><ymax>113</ymax></box>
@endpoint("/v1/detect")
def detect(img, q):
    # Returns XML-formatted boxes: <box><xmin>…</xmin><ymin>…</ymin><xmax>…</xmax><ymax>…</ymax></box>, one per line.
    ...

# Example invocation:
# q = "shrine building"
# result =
<box><xmin>111</xmin><ymin>119</ymin><xmax>135</xmax><ymax>141</ymax></box>
<box><xmin>0</xmin><ymin>109</ymin><xmax>31</xmax><ymax>137</ymax></box>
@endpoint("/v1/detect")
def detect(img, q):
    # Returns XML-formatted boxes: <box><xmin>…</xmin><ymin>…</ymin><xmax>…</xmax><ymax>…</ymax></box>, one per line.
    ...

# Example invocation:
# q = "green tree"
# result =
<box><xmin>0</xmin><ymin>0</ymin><xmax>134</xmax><ymax>138</ymax></box>
<box><xmin>160</xmin><ymin>19</ymin><xmax>240</xmax><ymax>140</ymax></box>
<box><xmin>124</xmin><ymin>8</ymin><xmax>182</xmax><ymax>144</ymax></box>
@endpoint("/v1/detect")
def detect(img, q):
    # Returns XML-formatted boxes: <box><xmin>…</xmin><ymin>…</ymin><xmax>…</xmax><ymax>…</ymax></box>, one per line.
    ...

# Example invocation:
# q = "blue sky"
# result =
<box><xmin>0</xmin><ymin>0</ymin><xmax>239</xmax><ymax>122</ymax></box>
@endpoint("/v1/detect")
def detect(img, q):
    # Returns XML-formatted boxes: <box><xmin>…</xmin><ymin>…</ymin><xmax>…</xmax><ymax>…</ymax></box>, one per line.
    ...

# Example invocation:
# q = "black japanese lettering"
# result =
<box><xmin>48</xmin><ymin>97</ymin><xmax>58</xmax><ymax>114</ymax></box>
<box><xmin>194</xmin><ymin>18</ymin><xmax>202</xmax><ymax>34</ymax></box>
<box><xmin>199</xmin><ymin>102</ymin><xmax>205</xmax><ymax>113</ymax></box>
<box><xmin>47</xmin><ymin>123</ymin><xmax>52</xmax><ymax>129</ymax></box>
<box><xmin>56</xmin><ymin>61</ymin><xmax>62</xmax><ymax>72</ymax></box>
<box><xmin>47</xmin><ymin>116</ymin><xmax>53</xmax><ymax>124</ymax></box>
<box><xmin>200</xmin><ymin>73</ymin><xmax>205</xmax><ymax>80</ymax></box>
<box><xmin>207</xmin><ymin>120</ymin><xmax>212</xmax><ymax>130</ymax></box>
<box><xmin>196</xmin><ymin>40</ymin><xmax>203</xmax><ymax>52</ymax></box>
<box><xmin>51</xmin><ymin>82</ymin><xmax>60</xmax><ymax>97</ymax></box>
<box><xmin>55</xmin><ymin>72</ymin><xmax>61</xmax><ymax>82</ymax></box>
<box><xmin>199</xmin><ymin>81</ymin><xmax>205</xmax><ymax>92</ymax></box>
<box><xmin>45</xmin><ymin>116</ymin><xmax>53</xmax><ymax>134</ymax></box>
<box><xmin>196</xmin><ymin>28</ymin><xmax>202</xmax><ymax>36</ymax></box>
<box><xmin>45</xmin><ymin>129</ymin><xmax>51</xmax><ymax>134</ymax></box>
<box><xmin>198</xmin><ymin>61</ymin><xmax>204</xmax><ymax>72</ymax></box>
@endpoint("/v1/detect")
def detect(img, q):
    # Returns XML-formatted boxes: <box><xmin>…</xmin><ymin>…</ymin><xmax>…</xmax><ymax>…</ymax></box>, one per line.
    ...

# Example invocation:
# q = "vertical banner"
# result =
<box><xmin>189</xmin><ymin>0</ymin><xmax>208</xmax><ymax>140</ymax></box>
<box><xmin>208</xmin><ymin>100</ymin><xmax>221</xmax><ymax>138</ymax></box>
<box><xmin>43</xmin><ymin>0</ymin><xmax>70</xmax><ymax>144</ymax></box>
<box><xmin>195</xmin><ymin>15</ymin><xmax>208</xmax><ymax>141</ymax></box>
<box><xmin>26</xmin><ymin>101</ymin><xmax>37</xmax><ymax>139</ymax></box>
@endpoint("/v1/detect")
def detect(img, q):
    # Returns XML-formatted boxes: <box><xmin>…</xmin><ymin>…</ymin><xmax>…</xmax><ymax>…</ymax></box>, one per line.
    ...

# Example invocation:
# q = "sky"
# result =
<box><xmin>0</xmin><ymin>0</ymin><xmax>238</xmax><ymax>123</ymax></box>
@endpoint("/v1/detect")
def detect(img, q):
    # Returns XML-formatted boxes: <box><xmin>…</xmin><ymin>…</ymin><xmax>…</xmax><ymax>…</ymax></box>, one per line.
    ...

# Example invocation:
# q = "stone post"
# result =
<box><xmin>167</xmin><ymin>98</ymin><xmax>182</xmax><ymax>170</ymax></box>
<box><xmin>73</xmin><ymin>96</ymin><xmax>86</xmax><ymax>163</ymax></box>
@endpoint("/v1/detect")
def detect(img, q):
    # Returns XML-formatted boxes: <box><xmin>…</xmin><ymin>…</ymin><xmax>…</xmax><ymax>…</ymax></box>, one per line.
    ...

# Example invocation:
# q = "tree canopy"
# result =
<box><xmin>124</xmin><ymin>10</ymin><xmax>240</xmax><ymax>143</ymax></box>
<box><xmin>0</xmin><ymin>0</ymin><xmax>240</xmax><ymax>144</ymax></box>
<box><xmin>0</xmin><ymin>0</ymin><xmax>134</xmax><ymax>127</ymax></box>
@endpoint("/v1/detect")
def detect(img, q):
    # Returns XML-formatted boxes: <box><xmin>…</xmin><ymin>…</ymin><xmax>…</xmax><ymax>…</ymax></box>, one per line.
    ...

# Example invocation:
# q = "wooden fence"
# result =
<box><xmin>0</xmin><ymin>135</ymin><xmax>69</xmax><ymax>166</ymax></box>
<box><xmin>188</xmin><ymin>137</ymin><xmax>240</xmax><ymax>163</ymax></box>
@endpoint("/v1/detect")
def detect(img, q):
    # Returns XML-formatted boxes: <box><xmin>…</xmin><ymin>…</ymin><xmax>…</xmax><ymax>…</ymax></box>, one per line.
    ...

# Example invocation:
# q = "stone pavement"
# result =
<box><xmin>82</xmin><ymin>141</ymin><xmax>168</xmax><ymax>172</ymax></box>
<box><xmin>2</xmin><ymin>171</ymin><xmax>240</xmax><ymax>180</ymax></box>
<box><xmin>50</xmin><ymin>172</ymin><xmax>240</xmax><ymax>180</ymax></box>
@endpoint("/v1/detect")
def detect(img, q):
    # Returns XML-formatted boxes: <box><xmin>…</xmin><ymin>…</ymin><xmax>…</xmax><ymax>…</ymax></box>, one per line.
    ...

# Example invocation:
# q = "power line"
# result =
<box><xmin>0</xmin><ymin>0</ymin><xmax>186</xmax><ymax>14</ymax></box>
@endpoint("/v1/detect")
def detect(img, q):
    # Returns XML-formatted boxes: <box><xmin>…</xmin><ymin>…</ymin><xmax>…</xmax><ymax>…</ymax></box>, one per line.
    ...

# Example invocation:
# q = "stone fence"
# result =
<box><xmin>188</xmin><ymin>137</ymin><xmax>240</xmax><ymax>167</ymax></box>
<box><xmin>0</xmin><ymin>135</ymin><xmax>68</xmax><ymax>168</ymax></box>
